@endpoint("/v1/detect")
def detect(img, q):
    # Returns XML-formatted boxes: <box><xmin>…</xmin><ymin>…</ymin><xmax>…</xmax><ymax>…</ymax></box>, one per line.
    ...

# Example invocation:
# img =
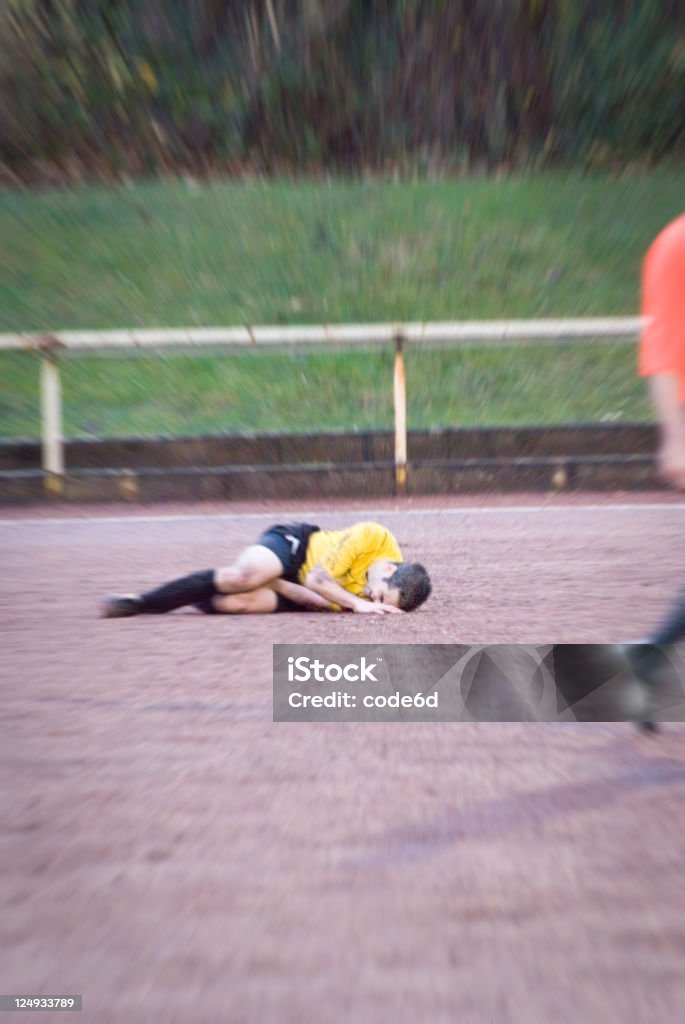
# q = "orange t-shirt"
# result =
<box><xmin>639</xmin><ymin>213</ymin><xmax>685</xmax><ymax>400</ymax></box>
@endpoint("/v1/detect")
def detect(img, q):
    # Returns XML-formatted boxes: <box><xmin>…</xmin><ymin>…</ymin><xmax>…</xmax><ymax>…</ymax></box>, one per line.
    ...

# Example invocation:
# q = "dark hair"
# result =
<box><xmin>387</xmin><ymin>562</ymin><xmax>432</xmax><ymax>612</ymax></box>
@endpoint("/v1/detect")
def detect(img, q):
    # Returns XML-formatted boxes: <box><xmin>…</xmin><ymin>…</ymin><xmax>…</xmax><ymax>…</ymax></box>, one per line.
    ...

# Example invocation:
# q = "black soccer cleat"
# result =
<box><xmin>101</xmin><ymin>594</ymin><xmax>144</xmax><ymax>618</ymax></box>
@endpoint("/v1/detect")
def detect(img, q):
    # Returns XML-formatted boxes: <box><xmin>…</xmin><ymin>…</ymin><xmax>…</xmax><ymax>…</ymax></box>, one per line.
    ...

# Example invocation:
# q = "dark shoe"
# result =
<box><xmin>101</xmin><ymin>594</ymin><xmax>143</xmax><ymax>618</ymax></box>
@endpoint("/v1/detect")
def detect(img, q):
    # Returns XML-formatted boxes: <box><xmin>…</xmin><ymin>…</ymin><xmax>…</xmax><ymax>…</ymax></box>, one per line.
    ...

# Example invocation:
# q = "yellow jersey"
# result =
<box><xmin>298</xmin><ymin>521</ymin><xmax>403</xmax><ymax>596</ymax></box>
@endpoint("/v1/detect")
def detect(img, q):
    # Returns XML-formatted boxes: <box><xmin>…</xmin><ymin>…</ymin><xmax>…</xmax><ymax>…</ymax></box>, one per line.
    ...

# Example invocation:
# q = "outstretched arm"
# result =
<box><xmin>270</xmin><ymin>578</ymin><xmax>337</xmax><ymax>611</ymax></box>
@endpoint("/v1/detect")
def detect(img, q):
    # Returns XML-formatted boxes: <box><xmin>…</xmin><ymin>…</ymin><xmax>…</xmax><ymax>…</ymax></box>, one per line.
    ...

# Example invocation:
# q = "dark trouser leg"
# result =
<box><xmin>651</xmin><ymin>587</ymin><xmax>685</xmax><ymax>646</ymax></box>
<box><xmin>627</xmin><ymin>587</ymin><xmax>685</xmax><ymax>733</ymax></box>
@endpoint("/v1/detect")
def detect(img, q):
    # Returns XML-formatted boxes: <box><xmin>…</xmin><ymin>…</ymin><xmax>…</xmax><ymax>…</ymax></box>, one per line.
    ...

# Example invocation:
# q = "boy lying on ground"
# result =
<box><xmin>101</xmin><ymin>520</ymin><xmax>431</xmax><ymax>617</ymax></box>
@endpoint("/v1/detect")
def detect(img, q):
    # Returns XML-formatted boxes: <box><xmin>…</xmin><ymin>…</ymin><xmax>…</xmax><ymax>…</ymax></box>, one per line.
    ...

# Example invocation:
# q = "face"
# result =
<box><xmin>363</xmin><ymin>572</ymin><xmax>401</xmax><ymax>608</ymax></box>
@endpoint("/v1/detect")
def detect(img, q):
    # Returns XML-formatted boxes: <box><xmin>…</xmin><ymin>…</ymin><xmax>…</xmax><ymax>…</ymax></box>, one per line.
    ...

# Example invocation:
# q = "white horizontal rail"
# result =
<box><xmin>0</xmin><ymin>317</ymin><xmax>645</xmax><ymax>352</ymax></box>
<box><xmin>0</xmin><ymin>317</ymin><xmax>646</xmax><ymax>491</ymax></box>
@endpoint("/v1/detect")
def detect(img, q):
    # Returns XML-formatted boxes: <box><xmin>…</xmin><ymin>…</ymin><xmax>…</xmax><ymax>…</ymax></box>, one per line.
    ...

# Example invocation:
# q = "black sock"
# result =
<box><xmin>651</xmin><ymin>588</ymin><xmax>685</xmax><ymax>647</ymax></box>
<box><xmin>140</xmin><ymin>569</ymin><xmax>217</xmax><ymax>613</ymax></box>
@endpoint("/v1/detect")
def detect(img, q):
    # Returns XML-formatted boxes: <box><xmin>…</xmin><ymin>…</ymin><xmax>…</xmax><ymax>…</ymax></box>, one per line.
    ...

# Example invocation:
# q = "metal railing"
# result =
<box><xmin>0</xmin><ymin>317</ymin><xmax>644</xmax><ymax>493</ymax></box>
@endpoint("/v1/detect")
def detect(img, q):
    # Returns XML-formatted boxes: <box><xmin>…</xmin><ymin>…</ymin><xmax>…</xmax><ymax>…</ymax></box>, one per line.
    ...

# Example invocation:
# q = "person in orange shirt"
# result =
<box><xmin>628</xmin><ymin>213</ymin><xmax>685</xmax><ymax>726</ymax></box>
<box><xmin>101</xmin><ymin>521</ymin><xmax>431</xmax><ymax>618</ymax></box>
<box><xmin>639</xmin><ymin>212</ymin><xmax>685</xmax><ymax>489</ymax></box>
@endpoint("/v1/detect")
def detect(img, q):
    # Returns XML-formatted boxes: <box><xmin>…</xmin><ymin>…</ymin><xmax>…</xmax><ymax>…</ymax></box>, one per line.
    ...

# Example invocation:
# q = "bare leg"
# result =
<box><xmin>214</xmin><ymin>545</ymin><xmax>285</xmax><ymax>594</ymax></box>
<box><xmin>649</xmin><ymin>376</ymin><xmax>685</xmax><ymax>490</ymax></box>
<box><xmin>211</xmin><ymin>588</ymin><xmax>279</xmax><ymax>614</ymax></box>
<box><xmin>210</xmin><ymin>581</ymin><xmax>334</xmax><ymax>614</ymax></box>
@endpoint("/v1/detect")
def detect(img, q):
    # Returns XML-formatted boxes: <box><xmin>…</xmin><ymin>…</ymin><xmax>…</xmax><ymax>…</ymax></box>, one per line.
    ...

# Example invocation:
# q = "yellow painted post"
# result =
<box><xmin>393</xmin><ymin>334</ymin><xmax>407</xmax><ymax>494</ymax></box>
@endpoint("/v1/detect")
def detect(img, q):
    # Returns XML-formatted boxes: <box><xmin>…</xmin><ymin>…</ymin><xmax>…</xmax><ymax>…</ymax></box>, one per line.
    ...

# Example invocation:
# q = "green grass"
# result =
<box><xmin>1</xmin><ymin>169</ymin><xmax>683</xmax><ymax>438</ymax></box>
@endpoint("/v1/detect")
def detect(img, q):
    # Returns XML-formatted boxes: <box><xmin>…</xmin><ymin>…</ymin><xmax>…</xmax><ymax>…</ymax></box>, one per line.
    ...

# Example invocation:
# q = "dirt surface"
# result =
<box><xmin>2</xmin><ymin>494</ymin><xmax>685</xmax><ymax>1023</ymax></box>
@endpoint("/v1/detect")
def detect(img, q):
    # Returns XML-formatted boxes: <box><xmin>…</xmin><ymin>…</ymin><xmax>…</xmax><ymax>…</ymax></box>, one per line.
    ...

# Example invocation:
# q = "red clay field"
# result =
<box><xmin>2</xmin><ymin>493</ymin><xmax>685</xmax><ymax>1023</ymax></box>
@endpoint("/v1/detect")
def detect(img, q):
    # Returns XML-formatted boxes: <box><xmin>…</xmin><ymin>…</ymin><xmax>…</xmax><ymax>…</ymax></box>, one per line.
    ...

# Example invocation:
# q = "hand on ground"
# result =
<box><xmin>353</xmin><ymin>600</ymin><xmax>403</xmax><ymax>615</ymax></box>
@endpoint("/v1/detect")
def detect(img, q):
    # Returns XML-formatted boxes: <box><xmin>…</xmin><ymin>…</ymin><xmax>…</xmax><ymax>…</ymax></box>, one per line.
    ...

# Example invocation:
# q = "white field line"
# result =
<box><xmin>1</xmin><ymin>503</ymin><xmax>685</xmax><ymax>529</ymax></box>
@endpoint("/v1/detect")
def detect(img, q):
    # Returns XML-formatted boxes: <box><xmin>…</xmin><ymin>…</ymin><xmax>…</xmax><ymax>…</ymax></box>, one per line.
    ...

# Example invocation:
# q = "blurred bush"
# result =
<box><xmin>1</xmin><ymin>0</ymin><xmax>683</xmax><ymax>182</ymax></box>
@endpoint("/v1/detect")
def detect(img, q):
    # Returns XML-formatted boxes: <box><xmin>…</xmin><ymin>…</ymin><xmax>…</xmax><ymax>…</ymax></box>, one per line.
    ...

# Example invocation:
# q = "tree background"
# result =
<box><xmin>1</xmin><ymin>0</ymin><xmax>683</xmax><ymax>182</ymax></box>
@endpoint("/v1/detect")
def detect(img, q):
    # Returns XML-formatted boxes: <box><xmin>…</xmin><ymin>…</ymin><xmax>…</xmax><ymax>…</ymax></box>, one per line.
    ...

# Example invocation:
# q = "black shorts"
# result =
<box><xmin>256</xmin><ymin>522</ymin><xmax>320</xmax><ymax>582</ymax></box>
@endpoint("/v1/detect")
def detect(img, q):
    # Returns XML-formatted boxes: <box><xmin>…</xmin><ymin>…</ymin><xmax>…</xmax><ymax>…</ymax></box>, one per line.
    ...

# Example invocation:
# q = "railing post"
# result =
<box><xmin>393</xmin><ymin>332</ymin><xmax>407</xmax><ymax>494</ymax></box>
<box><xmin>40</xmin><ymin>349</ymin><xmax>65</xmax><ymax>492</ymax></box>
